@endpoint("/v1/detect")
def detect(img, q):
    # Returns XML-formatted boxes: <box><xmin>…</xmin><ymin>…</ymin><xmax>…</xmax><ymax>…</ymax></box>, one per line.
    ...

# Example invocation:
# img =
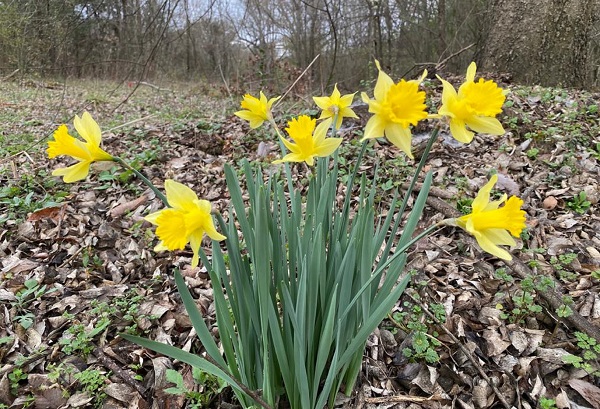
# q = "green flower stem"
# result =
<box><xmin>382</xmin><ymin>125</ymin><xmax>441</xmax><ymax>258</ymax></box>
<box><xmin>113</xmin><ymin>156</ymin><xmax>169</xmax><ymax>207</ymax></box>
<box><xmin>341</xmin><ymin>140</ymin><xmax>369</xmax><ymax>218</ymax></box>
<box><xmin>399</xmin><ymin>125</ymin><xmax>441</xmax><ymax>218</ymax></box>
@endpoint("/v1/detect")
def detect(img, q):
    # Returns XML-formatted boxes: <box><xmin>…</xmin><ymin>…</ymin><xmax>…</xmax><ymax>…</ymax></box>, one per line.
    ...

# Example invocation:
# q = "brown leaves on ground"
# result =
<box><xmin>0</xmin><ymin>79</ymin><xmax>599</xmax><ymax>408</ymax></box>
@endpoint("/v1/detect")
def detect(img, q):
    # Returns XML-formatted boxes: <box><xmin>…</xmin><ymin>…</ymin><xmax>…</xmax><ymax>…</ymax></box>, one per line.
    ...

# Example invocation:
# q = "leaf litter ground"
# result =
<box><xmin>0</xmin><ymin>78</ymin><xmax>599</xmax><ymax>409</ymax></box>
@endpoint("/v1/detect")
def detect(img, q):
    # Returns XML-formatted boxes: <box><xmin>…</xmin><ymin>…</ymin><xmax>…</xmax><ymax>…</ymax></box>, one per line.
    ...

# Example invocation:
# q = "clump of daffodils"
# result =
<box><xmin>46</xmin><ymin>61</ymin><xmax>528</xmax><ymax>409</ymax></box>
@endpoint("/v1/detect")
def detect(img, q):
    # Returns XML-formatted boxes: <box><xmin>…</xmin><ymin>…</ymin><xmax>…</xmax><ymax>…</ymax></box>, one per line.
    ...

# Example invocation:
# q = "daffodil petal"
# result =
<box><xmin>363</xmin><ymin>115</ymin><xmax>386</xmax><ymax>140</ymax></box>
<box><xmin>471</xmin><ymin>174</ymin><xmax>498</xmax><ymax>213</ymax></box>
<box><xmin>154</xmin><ymin>209</ymin><xmax>188</xmax><ymax>250</ymax></box>
<box><xmin>234</xmin><ymin>110</ymin><xmax>264</xmax><ymax>129</ymax></box>
<box><xmin>52</xmin><ymin>161</ymin><xmax>92</xmax><ymax>183</ymax></box>
<box><xmin>482</xmin><ymin>228</ymin><xmax>516</xmax><ymax>246</ymax></box>
<box><xmin>313</xmin><ymin>120</ymin><xmax>330</xmax><ymax>144</ymax></box>
<box><xmin>385</xmin><ymin>124</ymin><xmax>413</xmax><ymax>158</ymax></box>
<box><xmin>313</xmin><ymin>138</ymin><xmax>343</xmax><ymax>157</ymax></box>
<box><xmin>466</xmin><ymin>62</ymin><xmax>477</xmax><ymax>82</ymax></box>
<box><xmin>189</xmin><ymin>231</ymin><xmax>203</xmax><ymax>268</ymax></box>
<box><xmin>47</xmin><ymin>125</ymin><xmax>92</xmax><ymax>160</ymax></box>
<box><xmin>437</xmin><ymin>76</ymin><xmax>458</xmax><ymax>107</ymax></box>
<box><xmin>339</xmin><ymin>107</ymin><xmax>358</xmax><ymax>119</ymax></box>
<box><xmin>74</xmin><ymin>112</ymin><xmax>102</xmax><ymax>146</ymax></box>
<box><xmin>466</xmin><ymin>116</ymin><xmax>505</xmax><ymax>136</ymax></box>
<box><xmin>145</xmin><ymin>210</ymin><xmax>162</xmax><ymax>224</ymax></box>
<box><xmin>280</xmin><ymin>136</ymin><xmax>298</xmax><ymax>153</ymax></box>
<box><xmin>449</xmin><ymin>119</ymin><xmax>474</xmax><ymax>143</ymax></box>
<box><xmin>154</xmin><ymin>241</ymin><xmax>169</xmax><ymax>252</ymax></box>
<box><xmin>473</xmin><ymin>231</ymin><xmax>512</xmax><ymax>260</ymax></box>
<box><xmin>313</xmin><ymin>96</ymin><xmax>331</xmax><ymax>110</ymax></box>
<box><xmin>164</xmin><ymin>180</ymin><xmax>199</xmax><ymax>211</ymax></box>
<box><xmin>273</xmin><ymin>152</ymin><xmax>306</xmax><ymax>164</ymax></box>
<box><xmin>204</xmin><ymin>219</ymin><xmax>226</xmax><ymax>241</ymax></box>
<box><xmin>374</xmin><ymin>64</ymin><xmax>394</xmax><ymax>101</ymax></box>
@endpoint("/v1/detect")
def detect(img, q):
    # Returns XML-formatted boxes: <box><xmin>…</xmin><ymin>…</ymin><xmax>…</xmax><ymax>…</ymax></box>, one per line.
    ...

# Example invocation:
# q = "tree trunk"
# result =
<box><xmin>481</xmin><ymin>0</ymin><xmax>596</xmax><ymax>88</ymax></box>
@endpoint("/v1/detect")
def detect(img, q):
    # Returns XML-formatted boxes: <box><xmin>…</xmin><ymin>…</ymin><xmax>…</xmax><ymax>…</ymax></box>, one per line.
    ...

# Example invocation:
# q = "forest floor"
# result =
<box><xmin>1</xmin><ymin>76</ymin><xmax>600</xmax><ymax>409</ymax></box>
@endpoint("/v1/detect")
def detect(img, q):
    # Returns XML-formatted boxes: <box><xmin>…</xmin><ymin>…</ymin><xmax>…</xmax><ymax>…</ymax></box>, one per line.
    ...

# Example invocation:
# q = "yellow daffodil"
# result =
<box><xmin>47</xmin><ymin>112</ymin><xmax>114</xmax><ymax>183</ymax></box>
<box><xmin>452</xmin><ymin>174</ymin><xmax>526</xmax><ymax>260</ymax></box>
<box><xmin>145</xmin><ymin>180</ymin><xmax>225</xmax><ymax>268</ymax></box>
<box><xmin>234</xmin><ymin>91</ymin><xmax>280</xmax><ymax>129</ymax></box>
<box><xmin>437</xmin><ymin>62</ymin><xmax>506</xmax><ymax>143</ymax></box>
<box><xmin>313</xmin><ymin>84</ymin><xmax>358</xmax><ymax>129</ymax></box>
<box><xmin>360</xmin><ymin>60</ymin><xmax>428</xmax><ymax>158</ymax></box>
<box><xmin>273</xmin><ymin>115</ymin><xmax>342</xmax><ymax>166</ymax></box>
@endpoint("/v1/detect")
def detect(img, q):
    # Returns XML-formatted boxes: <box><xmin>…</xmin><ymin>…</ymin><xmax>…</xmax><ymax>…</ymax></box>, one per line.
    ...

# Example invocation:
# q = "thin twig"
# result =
<box><xmin>275</xmin><ymin>54</ymin><xmax>320</xmax><ymax>107</ymax></box>
<box><xmin>218</xmin><ymin>63</ymin><xmax>232</xmax><ymax>99</ymax></box>
<box><xmin>1</xmin><ymin>68</ymin><xmax>20</xmax><ymax>81</ymax></box>
<box><xmin>412</xmin><ymin>43</ymin><xmax>475</xmax><ymax>72</ymax></box>
<box><xmin>105</xmin><ymin>114</ymin><xmax>157</xmax><ymax>133</ymax></box>
<box><xmin>93</xmin><ymin>347</ymin><xmax>147</xmax><ymax>396</ymax></box>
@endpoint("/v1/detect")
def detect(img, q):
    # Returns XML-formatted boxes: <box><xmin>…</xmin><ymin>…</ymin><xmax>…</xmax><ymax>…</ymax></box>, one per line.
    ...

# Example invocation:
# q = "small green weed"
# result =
<box><xmin>563</xmin><ymin>332</ymin><xmax>600</xmax><ymax>376</ymax></box>
<box><xmin>389</xmin><ymin>299</ymin><xmax>445</xmax><ymax>364</ymax></box>
<box><xmin>550</xmin><ymin>253</ymin><xmax>579</xmax><ymax>282</ymax></box>
<box><xmin>0</xmin><ymin>172</ymin><xmax>68</xmax><ymax>225</ymax></box>
<box><xmin>456</xmin><ymin>197</ymin><xmax>473</xmax><ymax>215</ymax></box>
<box><xmin>165</xmin><ymin>368</ymin><xmax>226</xmax><ymax>408</ymax></box>
<box><xmin>589</xmin><ymin>142</ymin><xmax>600</xmax><ymax>160</ymax></box>
<box><xmin>11</xmin><ymin>279</ymin><xmax>57</xmax><ymax>329</ymax></box>
<box><xmin>8</xmin><ymin>367</ymin><xmax>27</xmax><ymax>395</ymax></box>
<box><xmin>556</xmin><ymin>295</ymin><xmax>574</xmax><ymax>318</ymax></box>
<box><xmin>526</xmin><ymin>147</ymin><xmax>540</xmax><ymax>159</ymax></box>
<box><xmin>499</xmin><ymin>274</ymin><xmax>556</xmax><ymax>323</ymax></box>
<box><xmin>566</xmin><ymin>191</ymin><xmax>591</xmax><ymax>214</ymax></box>
<box><xmin>89</xmin><ymin>288</ymin><xmax>158</xmax><ymax>334</ymax></box>
<box><xmin>74</xmin><ymin>369</ymin><xmax>109</xmax><ymax>406</ymax></box>
<box><xmin>81</xmin><ymin>247</ymin><xmax>103</xmax><ymax>269</ymax></box>
<box><xmin>59</xmin><ymin>317</ymin><xmax>110</xmax><ymax>356</ymax></box>
<box><xmin>494</xmin><ymin>267</ymin><xmax>514</xmax><ymax>283</ymax></box>
<box><xmin>0</xmin><ymin>336</ymin><xmax>14</xmax><ymax>345</ymax></box>
<box><xmin>539</xmin><ymin>397</ymin><xmax>557</xmax><ymax>409</ymax></box>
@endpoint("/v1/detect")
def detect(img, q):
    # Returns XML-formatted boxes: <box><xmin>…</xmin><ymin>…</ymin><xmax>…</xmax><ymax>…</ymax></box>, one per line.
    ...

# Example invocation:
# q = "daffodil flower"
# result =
<box><xmin>313</xmin><ymin>84</ymin><xmax>358</xmax><ymax>130</ymax></box>
<box><xmin>450</xmin><ymin>174</ymin><xmax>526</xmax><ymax>260</ymax></box>
<box><xmin>145</xmin><ymin>180</ymin><xmax>226</xmax><ymax>268</ymax></box>
<box><xmin>273</xmin><ymin>115</ymin><xmax>343</xmax><ymax>166</ymax></box>
<box><xmin>360</xmin><ymin>60</ymin><xmax>428</xmax><ymax>158</ymax></box>
<box><xmin>234</xmin><ymin>91</ymin><xmax>280</xmax><ymax>129</ymax></box>
<box><xmin>437</xmin><ymin>62</ymin><xmax>506</xmax><ymax>143</ymax></box>
<box><xmin>47</xmin><ymin>112</ymin><xmax>114</xmax><ymax>183</ymax></box>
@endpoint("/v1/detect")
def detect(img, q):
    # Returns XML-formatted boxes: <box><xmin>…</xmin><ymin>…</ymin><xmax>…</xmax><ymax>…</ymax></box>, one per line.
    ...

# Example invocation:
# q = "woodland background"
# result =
<box><xmin>0</xmin><ymin>0</ymin><xmax>599</xmax><ymax>91</ymax></box>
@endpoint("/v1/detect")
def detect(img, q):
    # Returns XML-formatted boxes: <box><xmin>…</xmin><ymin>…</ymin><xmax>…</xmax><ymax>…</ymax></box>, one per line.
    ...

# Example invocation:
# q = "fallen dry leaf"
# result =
<box><xmin>569</xmin><ymin>379</ymin><xmax>600</xmax><ymax>409</ymax></box>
